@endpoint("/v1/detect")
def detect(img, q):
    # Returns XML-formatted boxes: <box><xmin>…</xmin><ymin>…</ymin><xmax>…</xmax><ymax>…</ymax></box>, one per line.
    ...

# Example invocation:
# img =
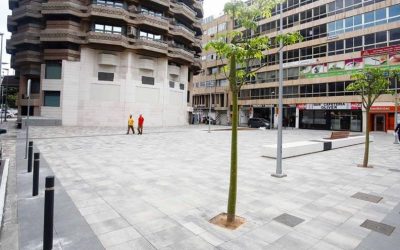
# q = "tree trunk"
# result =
<box><xmin>363</xmin><ymin>107</ymin><xmax>370</xmax><ymax>167</ymax></box>
<box><xmin>227</xmin><ymin>55</ymin><xmax>237</xmax><ymax>223</ymax></box>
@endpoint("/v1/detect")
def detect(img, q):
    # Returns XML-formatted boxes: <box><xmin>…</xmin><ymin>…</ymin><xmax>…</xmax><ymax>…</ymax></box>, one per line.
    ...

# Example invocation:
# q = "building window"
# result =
<box><xmin>98</xmin><ymin>72</ymin><xmax>114</xmax><ymax>81</ymax></box>
<box><xmin>142</xmin><ymin>76</ymin><xmax>155</xmax><ymax>85</ymax></box>
<box><xmin>93</xmin><ymin>0</ymin><xmax>124</xmax><ymax>8</ymax></box>
<box><xmin>43</xmin><ymin>91</ymin><xmax>61</xmax><ymax>107</ymax></box>
<box><xmin>94</xmin><ymin>24</ymin><xmax>122</xmax><ymax>34</ymax></box>
<box><xmin>140</xmin><ymin>6</ymin><xmax>163</xmax><ymax>17</ymax></box>
<box><xmin>169</xmin><ymin>81</ymin><xmax>175</xmax><ymax>88</ymax></box>
<box><xmin>45</xmin><ymin>61</ymin><xmax>62</xmax><ymax>79</ymax></box>
<box><xmin>30</xmin><ymin>79</ymin><xmax>41</xmax><ymax>94</ymax></box>
<box><xmin>180</xmin><ymin>83</ymin><xmax>185</xmax><ymax>90</ymax></box>
<box><xmin>139</xmin><ymin>31</ymin><xmax>162</xmax><ymax>41</ymax></box>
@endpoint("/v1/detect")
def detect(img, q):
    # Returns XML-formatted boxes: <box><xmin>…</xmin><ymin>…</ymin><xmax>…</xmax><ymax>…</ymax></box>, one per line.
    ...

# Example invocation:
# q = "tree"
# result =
<box><xmin>347</xmin><ymin>68</ymin><xmax>392</xmax><ymax>168</ymax></box>
<box><xmin>205</xmin><ymin>0</ymin><xmax>301</xmax><ymax>225</ymax></box>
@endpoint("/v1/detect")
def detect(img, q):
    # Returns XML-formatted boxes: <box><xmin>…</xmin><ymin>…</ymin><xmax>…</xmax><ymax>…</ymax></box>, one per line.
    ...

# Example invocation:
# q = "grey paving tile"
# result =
<box><xmin>360</xmin><ymin>219</ymin><xmax>396</xmax><ymax>236</ymax></box>
<box><xmin>98</xmin><ymin>227</ymin><xmax>142</xmax><ymax>248</ymax></box>
<box><xmin>273</xmin><ymin>213</ymin><xmax>305</xmax><ymax>227</ymax></box>
<box><xmin>145</xmin><ymin>225</ymin><xmax>195</xmax><ymax>249</ymax></box>
<box><xmin>351</xmin><ymin>192</ymin><xmax>383</xmax><ymax>203</ymax></box>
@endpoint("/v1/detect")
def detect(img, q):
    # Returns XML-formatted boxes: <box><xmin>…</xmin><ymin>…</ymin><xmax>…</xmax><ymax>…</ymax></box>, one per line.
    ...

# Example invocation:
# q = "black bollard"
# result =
<box><xmin>43</xmin><ymin>176</ymin><xmax>55</xmax><ymax>250</ymax></box>
<box><xmin>27</xmin><ymin>141</ymin><xmax>33</xmax><ymax>172</ymax></box>
<box><xmin>32</xmin><ymin>153</ymin><xmax>40</xmax><ymax>196</ymax></box>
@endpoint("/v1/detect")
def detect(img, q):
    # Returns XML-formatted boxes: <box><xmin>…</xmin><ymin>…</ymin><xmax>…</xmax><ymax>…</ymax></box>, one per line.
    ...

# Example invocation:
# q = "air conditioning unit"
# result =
<box><xmin>128</xmin><ymin>26</ymin><xmax>136</xmax><ymax>37</ymax></box>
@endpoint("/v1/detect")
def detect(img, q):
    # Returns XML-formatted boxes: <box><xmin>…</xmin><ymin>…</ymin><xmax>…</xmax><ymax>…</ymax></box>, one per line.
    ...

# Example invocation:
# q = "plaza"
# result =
<box><xmin>2</xmin><ymin>125</ymin><xmax>399</xmax><ymax>249</ymax></box>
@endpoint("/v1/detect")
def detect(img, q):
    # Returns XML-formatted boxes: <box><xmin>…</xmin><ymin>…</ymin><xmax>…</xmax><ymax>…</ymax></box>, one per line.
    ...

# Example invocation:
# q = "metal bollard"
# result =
<box><xmin>32</xmin><ymin>153</ymin><xmax>40</xmax><ymax>196</ymax></box>
<box><xmin>27</xmin><ymin>141</ymin><xmax>33</xmax><ymax>172</ymax></box>
<box><xmin>43</xmin><ymin>176</ymin><xmax>55</xmax><ymax>250</ymax></box>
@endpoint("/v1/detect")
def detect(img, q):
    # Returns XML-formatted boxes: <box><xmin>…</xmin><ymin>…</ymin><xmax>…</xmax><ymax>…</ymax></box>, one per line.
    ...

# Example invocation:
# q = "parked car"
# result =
<box><xmin>0</xmin><ymin>110</ymin><xmax>15</xmax><ymax>118</ymax></box>
<box><xmin>248</xmin><ymin>118</ymin><xmax>270</xmax><ymax>129</ymax></box>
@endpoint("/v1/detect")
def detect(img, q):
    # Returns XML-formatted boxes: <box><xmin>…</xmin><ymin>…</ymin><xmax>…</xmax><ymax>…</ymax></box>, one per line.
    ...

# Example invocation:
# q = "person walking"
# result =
<box><xmin>395</xmin><ymin>122</ymin><xmax>400</xmax><ymax>142</ymax></box>
<box><xmin>138</xmin><ymin>114</ymin><xmax>144</xmax><ymax>135</ymax></box>
<box><xmin>127</xmin><ymin>114</ymin><xmax>135</xmax><ymax>134</ymax></box>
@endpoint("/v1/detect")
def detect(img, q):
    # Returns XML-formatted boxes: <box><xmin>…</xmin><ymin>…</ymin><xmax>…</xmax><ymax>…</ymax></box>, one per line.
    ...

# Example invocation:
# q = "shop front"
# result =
<box><xmin>369</xmin><ymin>105</ymin><xmax>398</xmax><ymax>132</ymax></box>
<box><xmin>252</xmin><ymin>105</ymin><xmax>296</xmax><ymax>128</ymax></box>
<box><xmin>298</xmin><ymin>103</ymin><xmax>362</xmax><ymax>132</ymax></box>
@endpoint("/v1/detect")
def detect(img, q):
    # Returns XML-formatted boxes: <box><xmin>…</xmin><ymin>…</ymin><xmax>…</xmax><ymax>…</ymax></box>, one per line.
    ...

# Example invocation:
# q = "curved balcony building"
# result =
<box><xmin>7</xmin><ymin>0</ymin><xmax>203</xmax><ymax>126</ymax></box>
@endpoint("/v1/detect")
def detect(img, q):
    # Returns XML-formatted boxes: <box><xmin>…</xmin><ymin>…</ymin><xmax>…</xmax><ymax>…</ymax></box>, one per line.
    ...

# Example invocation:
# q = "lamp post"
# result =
<box><xmin>0</xmin><ymin>33</ymin><xmax>3</xmax><ymax>124</ymax></box>
<box><xmin>272</xmin><ymin>3</ymin><xmax>287</xmax><ymax>178</ymax></box>
<box><xmin>25</xmin><ymin>79</ymin><xmax>31</xmax><ymax>159</ymax></box>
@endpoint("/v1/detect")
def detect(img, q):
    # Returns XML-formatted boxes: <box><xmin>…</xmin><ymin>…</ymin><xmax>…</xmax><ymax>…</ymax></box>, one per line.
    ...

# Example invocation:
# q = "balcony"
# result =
<box><xmin>8</xmin><ymin>32</ymin><xmax>41</xmax><ymax>47</ymax></box>
<box><xmin>87</xmin><ymin>4</ymin><xmax>130</xmax><ymax>21</ymax></box>
<box><xmin>193</xmin><ymin>0</ymin><xmax>203</xmax><ymax>18</ymax></box>
<box><xmin>169</xmin><ymin>46</ymin><xmax>194</xmax><ymax>63</ymax></box>
<box><xmin>146</xmin><ymin>0</ymin><xmax>170</xmax><ymax>8</ymax></box>
<box><xmin>86</xmin><ymin>32</ymin><xmax>128</xmax><ymax>47</ymax></box>
<box><xmin>41</xmin><ymin>2</ymin><xmax>85</xmax><ymax>17</ymax></box>
<box><xmin>7</xmin><ymin>16</ymin><xmax>17</xmax><ymax>32</ymax></box>
<box><xmin>11</xmin><ymin>4</ymin><xmax>42</xmax><ymax>22</ymax></box>
<box><xmin>15</xmin><ymin>51</ymin><xmax>42</xmax><ymax>64</ymax></box>
<box><xmin>41</xmin><ymin>29</ymin><xmax>85</xmax><ymax>44</ymax></box>
<box><xmin>192</xmin><ymin>37</ymin><xmax>202</xmax><ymax>51</ymax></box>
<box><xmin>170</xmin><ymin>24</ymin><xmax>195</xmax><ymax>42</ymax></box>
<box><xmin>171</xmin><ymin>2</ymin><xmax>196</xmax><ymax>22</ymax></box>
<box><xmin>191</xmin><ymin>57</ymin><xmax>202</xmax><ymax>72</ymax></box>
<box><xmin>133</xmin><ymin>38</ymin><xmax>168</xmax><ymax>54</ymax></box>
<box><xmin>6</xmin><ymin>39</ymin><xmax>16</xmax><ymax>54</ymax></box>
<box><xmin>135</xmin><ymin>13</ymin><xmax>170</xmax><ymax>31</ymax></box>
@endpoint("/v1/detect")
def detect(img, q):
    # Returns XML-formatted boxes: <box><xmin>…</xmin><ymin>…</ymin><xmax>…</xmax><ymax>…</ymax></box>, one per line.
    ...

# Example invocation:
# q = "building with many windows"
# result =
<box><xmin>193</xmin><ymin>0</ymin><xmax>400</xmax><ymax>132</ymax></box>
<box><xmin>7</xmin><ymin>0</ymin><xmax>203</xmax><ymax>126</ymax></box>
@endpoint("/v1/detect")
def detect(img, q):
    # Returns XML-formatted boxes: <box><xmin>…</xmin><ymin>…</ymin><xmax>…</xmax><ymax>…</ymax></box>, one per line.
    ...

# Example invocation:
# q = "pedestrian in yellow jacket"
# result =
<box><xmin>127</xmin><ymin>115</ymin><xmax>135</xmax><ymax>134</ymax></box>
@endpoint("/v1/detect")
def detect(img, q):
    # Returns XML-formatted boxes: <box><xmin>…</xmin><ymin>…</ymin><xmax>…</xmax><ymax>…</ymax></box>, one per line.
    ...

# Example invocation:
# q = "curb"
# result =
<box><xmin>0</xmin><ymin>158</ymin><xmax>10</xmax><ymax>228</ymax></box>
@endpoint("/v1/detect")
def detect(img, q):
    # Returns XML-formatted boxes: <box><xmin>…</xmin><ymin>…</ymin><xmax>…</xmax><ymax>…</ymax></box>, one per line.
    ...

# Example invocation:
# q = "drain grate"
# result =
<box><xmin>360</xmin><ymin>219</ymin><xmax>395</xmax><ymax>236</ymax></box>
<box><xmin>388</xmin><ymin>169</ymin><xmax>400</xmax><ymax>172</ymax></box>
<box><xmin>351</xmin><ymin>192</ymin><xmax>383</xmax><ymax>203</ymax></box>
<box><xmin>273</xmin><ymin>213</ymin><xmax>305</xmax><ymax>227</ymax></box>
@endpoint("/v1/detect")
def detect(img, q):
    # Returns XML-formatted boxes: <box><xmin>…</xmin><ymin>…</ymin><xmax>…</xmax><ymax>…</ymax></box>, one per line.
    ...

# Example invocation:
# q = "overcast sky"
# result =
<box><xmin>0</xmin><ymin>0</ymin><xmax>229</xmax><ymax>75</ymax></box>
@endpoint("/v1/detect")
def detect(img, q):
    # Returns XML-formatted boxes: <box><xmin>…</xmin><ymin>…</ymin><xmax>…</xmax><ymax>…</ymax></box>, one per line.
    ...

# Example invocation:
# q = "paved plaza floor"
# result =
<box><xmin>6</xmin><ymin>125</ymin><xmax>400</xmax><ymax>249</ymax></box>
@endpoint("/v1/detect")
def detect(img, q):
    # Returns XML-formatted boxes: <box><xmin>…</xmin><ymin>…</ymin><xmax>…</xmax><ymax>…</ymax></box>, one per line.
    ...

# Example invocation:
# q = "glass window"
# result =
<box><xmin>389</xmin><ymin>5</ymin><xmax>400</xmax><ymax>19</ymax></box>
<box><xmin>98</xmin><ymin>72</ymin><xmax>114</xmax><ymax>81</ymax></box>
<box><xmin>365</xmin><ymin>33</ymin><xmax>375</xmax><ymax>45</ymax></box>
<box><xmin>375</xmin><ymin>8</ymin><xmax>386</xmax><ymax>20</ymax></box>
<box><xmin>142</xmin><ymin>76</ymin><xmax>155</xmax><ymax>85</ymax></box>
<box><xmin>43</xmin><ymin>91</ymin><xmax>61</xmax><ymax>107</ymax></box>
<box><xmin>45</xmin><ymin>61</ymin><xmax>62</xmax><ymax>79</ymax></box>
<box><xmin>354</xmin><ymin>36</ymin><xmax>362</xmax><ymax>47</ymax></box>
<box><xmin>336</xmin><ymin>40</ymin><xmax>344</xmax><ymax>50</ymax></box>
<box><xmin>345</xmin><ymin>0</ymin><xmax>353</xmax><ymax>7</ymax></box>
<box><xmin>364</xmin><ymin>11</ymin><xmax>374</xmax><ymax>23</ymax></box>
<box><xmin>375</xmin><ymin>31</ymin><xmax>387</xmax><ymax>43</ymax></box>
<box><xmin>390</xmin><ymin>28</ymin><xmax>400</xmax><ymax>41</ymax></box>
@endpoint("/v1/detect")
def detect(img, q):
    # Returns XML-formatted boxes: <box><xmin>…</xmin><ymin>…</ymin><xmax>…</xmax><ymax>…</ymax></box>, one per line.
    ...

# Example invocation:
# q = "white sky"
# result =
<box><xmin>0</xmin><ymin>0</ymin><xmax>229</xmax><ymax>75</ymax></box>
<box><xmin>203</xmin><ymin>0</ymin><xmax>230</xmax><ymax>18</ymax></box>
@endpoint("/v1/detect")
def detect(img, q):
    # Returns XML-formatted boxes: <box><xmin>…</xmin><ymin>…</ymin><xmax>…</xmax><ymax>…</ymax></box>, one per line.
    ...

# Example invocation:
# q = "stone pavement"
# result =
<box><xmin>9</xmin><ymin>125</ymin><xmax>400</xmax><ymax>249</ymax></box>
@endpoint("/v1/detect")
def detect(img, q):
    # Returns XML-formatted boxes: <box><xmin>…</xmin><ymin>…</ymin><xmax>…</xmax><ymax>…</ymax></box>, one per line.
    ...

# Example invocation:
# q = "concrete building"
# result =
<box><xmin>193</xmin><ymin>0</ymin><xmax>400</xmax><ymax>132</ymax></box>
<box><xmin>7</xmin><ymin>0</ymin><xmax>203</xmax><ymax>126</ymax></box>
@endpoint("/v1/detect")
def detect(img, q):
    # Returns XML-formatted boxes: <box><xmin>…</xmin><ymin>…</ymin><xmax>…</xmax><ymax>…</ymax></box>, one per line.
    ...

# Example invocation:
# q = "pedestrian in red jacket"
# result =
<box><xmin>138</xmin><ymin>114</ymin><xmax>144</xmax><ymax>135</ymax></box>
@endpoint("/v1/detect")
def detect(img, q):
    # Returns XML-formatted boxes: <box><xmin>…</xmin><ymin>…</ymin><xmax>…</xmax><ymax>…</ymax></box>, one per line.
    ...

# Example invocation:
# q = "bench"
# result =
<box><xmin>328</xmin><ymin>131</ymin><xmax>350</xmax><ymax>139</ymax></box>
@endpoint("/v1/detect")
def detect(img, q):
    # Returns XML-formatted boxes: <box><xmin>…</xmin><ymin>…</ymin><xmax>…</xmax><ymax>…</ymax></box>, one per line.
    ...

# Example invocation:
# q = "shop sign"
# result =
<box><xmin>283</xmin><ymin>59</ymin><xmax>317</xmax><ymax>69</ymax></box>
<box><xmin>361</xmin><ymin>45</ymin><xmax>400</xmax><ymax>57</ymax></box>
<box><xmin>297</xmin><ymin>102</ymin><xmax>362</xmax><ymax>110</ymax></box>
<box><xmin>370</xmin><ymin>106</ymin><xmax>395</xmax><ymax>112</ymax></box>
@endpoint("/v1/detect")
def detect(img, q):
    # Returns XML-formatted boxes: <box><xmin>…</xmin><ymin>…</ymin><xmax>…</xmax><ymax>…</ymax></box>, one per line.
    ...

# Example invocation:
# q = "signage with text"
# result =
<box><xmin>297</xmin><ymin>103</ymin><xmax>362</xmax><ymax>110</ymax></box>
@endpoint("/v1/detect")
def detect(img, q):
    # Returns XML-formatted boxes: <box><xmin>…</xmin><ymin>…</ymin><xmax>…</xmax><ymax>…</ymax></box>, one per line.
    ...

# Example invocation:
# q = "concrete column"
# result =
<box><xmin>295</xmin><ymin>107</ymin><xmax>300</xmax><ymax>129</ymax></box>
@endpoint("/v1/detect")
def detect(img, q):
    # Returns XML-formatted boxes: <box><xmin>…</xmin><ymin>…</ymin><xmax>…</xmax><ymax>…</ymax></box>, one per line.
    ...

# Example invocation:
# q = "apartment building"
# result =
<box><xmin>191</xmin><ymin>14</ymin><xmax>232</xmax><ymax>125</ymax></box>
<box><xmin>193</xmin><ymin>0</ymin><xmax>400</xmax><ymax>132</ymax></box>
<box><xmin>7</xmin><ymin>0</ymin><xmax>203</xmax><ymax>126</ymax></box>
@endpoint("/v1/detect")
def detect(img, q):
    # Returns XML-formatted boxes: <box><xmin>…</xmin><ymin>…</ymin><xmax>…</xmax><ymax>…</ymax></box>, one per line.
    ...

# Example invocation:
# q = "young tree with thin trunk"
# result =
<box><xmin>206</xmin><ymin>0</ymin><xmax>301</xmax><ymax>225</ymax></box>
<box><xmin>347</xmin><ymin>68</ymin><xmax>392</xmax><ymax>168</ymax></box>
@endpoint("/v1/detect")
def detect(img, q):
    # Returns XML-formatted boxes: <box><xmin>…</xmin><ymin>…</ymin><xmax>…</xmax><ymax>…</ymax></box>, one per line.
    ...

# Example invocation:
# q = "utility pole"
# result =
<box><xmin>395</xmin><ymin>76</ymin><xmax>399</xmax><ymax>144</ymax></box>
<box><xmin>272</xmin><ymin>3</ymin><xmax>287</xmax><ymax>178</ymax></box>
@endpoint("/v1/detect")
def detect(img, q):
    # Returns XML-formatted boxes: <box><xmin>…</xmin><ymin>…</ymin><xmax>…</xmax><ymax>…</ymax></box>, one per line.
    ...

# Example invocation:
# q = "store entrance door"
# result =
<box><xmin>374</xmin><ymin>114</ymin><xmax>385</xmax><ymax>131</ymax></box>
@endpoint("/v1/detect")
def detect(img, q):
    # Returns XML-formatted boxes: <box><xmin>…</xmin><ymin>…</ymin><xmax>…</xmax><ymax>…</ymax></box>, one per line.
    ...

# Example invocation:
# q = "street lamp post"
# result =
<box><xmin>272</xmin><ymin>3</ymin><xmax>287</xmax><ymax>178</ymax></box>
<box><xmin>25</xmin><ymin>79</ymin><xmax>31</xmax><ymax>159</ymax></box>
<box><xmin>0</xmin><ymin>33</ymin><xmax>3</xmax><ymax>124</ymax></box>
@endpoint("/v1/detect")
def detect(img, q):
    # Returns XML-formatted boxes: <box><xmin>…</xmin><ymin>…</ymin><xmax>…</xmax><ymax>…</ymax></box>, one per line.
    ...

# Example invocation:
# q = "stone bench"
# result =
<box><xmin>263</xmin><ymin>135</ymin><xmax>372</xmax><ymax>159</ymax></box>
